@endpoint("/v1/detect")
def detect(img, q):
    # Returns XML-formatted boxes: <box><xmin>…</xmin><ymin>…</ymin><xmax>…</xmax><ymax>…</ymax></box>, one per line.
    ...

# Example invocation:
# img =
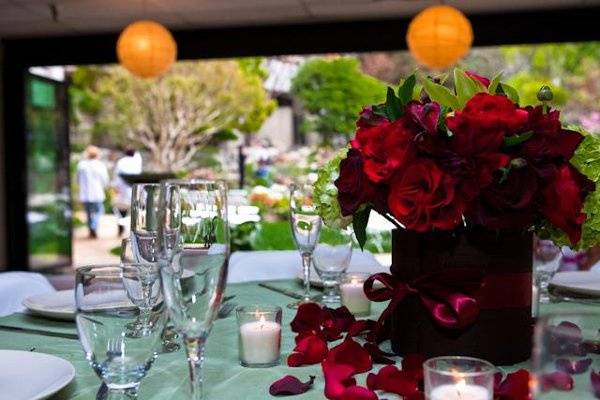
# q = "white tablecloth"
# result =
<box><xmin>227</xmin><ymin>249</ymin><xmax>384</xmax><ymax>283</ymax></box>
<box><xmin>0</xmin><ymin>272</ymin><xmax>55</xmax><ymax>316</ymax></box>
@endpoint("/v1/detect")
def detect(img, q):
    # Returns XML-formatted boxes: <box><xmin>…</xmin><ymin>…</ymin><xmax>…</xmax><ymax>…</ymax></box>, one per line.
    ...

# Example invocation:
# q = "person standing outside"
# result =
<box><xmin>77</xmin><ymin>145</ymin><xmax>109</xmax><ymax>239</ymax></box>
<box><xmin>112</xmin><ymin>146</ymin><xmax>142</xmax><ymax>236</ymax></box>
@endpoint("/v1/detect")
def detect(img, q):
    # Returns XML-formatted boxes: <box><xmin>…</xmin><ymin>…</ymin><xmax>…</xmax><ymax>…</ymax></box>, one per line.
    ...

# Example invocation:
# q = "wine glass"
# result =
<box><xmin>533</xmin><ymin>237</ymin><xmax>561</xmax><ymax>304</ymax></box>
<box><xmin>121</xmin><ymin>237</ymin><xmax>180</xmax><ymax>352</ymax></box>
<box><xmin>312</xmin><ymin>226</ymin><xmax>354</xmax><ymax>307</ymax></box>
<box><xmin>158</xmin><ymin>180</ymin><xmax>229</xmax><ymax>400</ymax></box>
<box><xmin>533</xmin><ymin>310</ymin><xmax>600</xmax><ymax>399</ymax></box>
<box><xmin>75</xmin><ymin>264</ymin><xmax>166</xmax><ymax>400</ymax></box>
<box><xmin>131</xmin><ymin>183</ymin><xmax>161</xmax><ymax>265</ymax></box>
<box><xmin>289</xmin><ymin>183</ymin><xmax>322</xmax><ymax>309</ymax></box>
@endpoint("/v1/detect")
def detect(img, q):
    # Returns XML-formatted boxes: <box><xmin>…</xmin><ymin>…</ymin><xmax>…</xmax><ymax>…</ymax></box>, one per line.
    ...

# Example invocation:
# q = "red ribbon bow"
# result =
<box><xmin>364</xmin><ymin>269</ymin><xmax>485</xmax><ymax>338</ymax></box>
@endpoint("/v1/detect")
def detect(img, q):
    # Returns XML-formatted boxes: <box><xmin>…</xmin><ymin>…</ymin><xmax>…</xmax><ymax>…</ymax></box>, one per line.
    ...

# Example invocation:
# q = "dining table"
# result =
<box><xmin>0</xmin><ymin>278</ymin><xmax>597</xmax><ymax>400</ymax></box>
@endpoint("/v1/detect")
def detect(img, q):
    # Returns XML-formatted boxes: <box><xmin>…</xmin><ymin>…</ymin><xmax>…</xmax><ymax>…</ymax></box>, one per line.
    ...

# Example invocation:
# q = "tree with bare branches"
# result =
<box><xmin>70</xmin><ymin>60</ymin><xmax>275</xmax><ymax>171</ymax></box>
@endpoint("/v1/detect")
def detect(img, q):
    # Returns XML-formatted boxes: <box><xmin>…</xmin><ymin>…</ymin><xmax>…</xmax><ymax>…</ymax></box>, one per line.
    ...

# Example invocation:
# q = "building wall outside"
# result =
<box><xmin>256</xmin><ymin>105</ymin><xmax>294</xmax><ymax>151</ymax></box>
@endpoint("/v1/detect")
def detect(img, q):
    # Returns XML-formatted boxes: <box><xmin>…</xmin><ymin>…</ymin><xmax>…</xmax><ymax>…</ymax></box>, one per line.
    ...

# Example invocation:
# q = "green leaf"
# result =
<box><xmin>385</xmin><ymin>87</ymin><xmax>402</xmax><ymax>121</ymax></box>
<box><xmin>421</xmin><ymin>77</ymin><xmax>460</xmax><ymax>110</ymax></box>
<box><xmin>454</xmin><ymin>68</ymin><xmax>484</xmax><ymax>108</ymax></box>
<box><xmin>372</xmin><ymin>104</ymin><xmax>387</xmax><ymax>118</ymax></box>
<box><xmin>352</xmin><ymin>207</ymin><xmax>371</xmax><ymax>251</ymax></box>
<box><xmin>488</xmin><ymin>72</ymin><xmax>503</xmax><ymax>94</ymax></box>
<box><xmin>397</xmin><ymin>74</ymin><xmax>416</xmax><ymax>105</ymax></box>
<box><xmin>503</xmin><ymin>131</ymin><xmax>534</xmax><ymax>148</ymax></box>
<box><xmin>499</xmin><ymin>83</ymin><xmax>520</xmax><ymax>104</ymax></box>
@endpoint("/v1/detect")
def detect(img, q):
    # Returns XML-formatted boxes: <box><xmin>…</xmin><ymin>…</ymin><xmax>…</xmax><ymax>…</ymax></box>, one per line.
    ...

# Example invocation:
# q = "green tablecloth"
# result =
<box><xmin>0</xmin><ymin>280</ymin><xmax>597</xmax><ymax>399</ymax></box>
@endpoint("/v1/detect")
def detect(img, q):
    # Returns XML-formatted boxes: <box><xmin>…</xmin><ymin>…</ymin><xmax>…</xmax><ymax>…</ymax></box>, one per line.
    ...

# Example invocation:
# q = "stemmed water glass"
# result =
<box><xmin>131</xmin><ymin>183</ymin><xmax>161</xmax><ymax>265</ymax></box>
<box><xmin>158</xmin><ymin>180</ymin><xmax>229</xmax><ymax>400</ymax></box>
<box><xmin>289</xmin><ymin>183</ymin><xmax>322</xmax><ymax>309</ymax></box>
<box><xmin>75</xmin><ymin>264</ymin><xmax>166</xmax><ymax>399</ymax></box>
<box><xmin>312</xmin><ymin>226</ymin><xmax>354</xmax><ymax>307</ymax></box>
<box><xmin>121</xmin><ymin>237</ymin><xmax>179</xmax><ymax>352</ymax></box>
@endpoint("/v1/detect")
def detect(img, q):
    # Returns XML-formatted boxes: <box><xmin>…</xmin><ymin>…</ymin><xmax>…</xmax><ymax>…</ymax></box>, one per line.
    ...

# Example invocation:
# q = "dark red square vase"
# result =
<box><xmin>389</xmin><ymin>228</ymin><xmax>533</xmax><ymax>366</ymax></box>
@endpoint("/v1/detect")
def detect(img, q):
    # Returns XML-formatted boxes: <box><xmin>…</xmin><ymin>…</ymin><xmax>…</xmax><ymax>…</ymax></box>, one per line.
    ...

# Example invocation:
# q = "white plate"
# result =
<box><xmin>0</xmin><ymin>350</ymin><xmax>75</xmax><ymax>400</ymax></box>
<box><xmin>550</xmin><ymin>271</ymin><xmax>600</xmax><ymax>297</ymax></box>
<box><xmin>23</xmin><ymin>290</ymin><xmax>75</xmax><ymax>321</ymax></box>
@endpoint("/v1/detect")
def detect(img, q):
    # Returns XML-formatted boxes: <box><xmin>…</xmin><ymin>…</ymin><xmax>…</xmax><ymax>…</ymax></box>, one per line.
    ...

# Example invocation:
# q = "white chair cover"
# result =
<box><xmin>227</xmin><ymin>249</ymin><xmax>384</xmax><ymax>283</ymax></box>
<box><xmin>0</xmin><ymin>272</ymin><xmax>55</xmax><ymax>316</ymax></box>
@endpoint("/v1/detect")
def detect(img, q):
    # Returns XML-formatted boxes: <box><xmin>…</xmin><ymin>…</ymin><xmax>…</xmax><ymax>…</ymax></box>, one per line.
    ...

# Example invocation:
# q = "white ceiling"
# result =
<box><xmin>0</xmin><ymin>0</ymin><xmax>599</xmax><ymax>38</ymax></box>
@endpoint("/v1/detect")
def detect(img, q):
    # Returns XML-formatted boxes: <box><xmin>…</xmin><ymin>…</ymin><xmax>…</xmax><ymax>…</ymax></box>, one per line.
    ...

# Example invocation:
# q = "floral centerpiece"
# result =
<box><xmin>315</xmin><ymin>69</ymin><xmax>600</xmax><ymax>364</ymax></box>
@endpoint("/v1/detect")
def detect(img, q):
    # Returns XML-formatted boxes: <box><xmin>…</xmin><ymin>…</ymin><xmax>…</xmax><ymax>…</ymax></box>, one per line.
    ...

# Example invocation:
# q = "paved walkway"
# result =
<box><xmin>72</xmin><ymin>212</ymin><xmax>122</xmax><ymax>268</ymax></box>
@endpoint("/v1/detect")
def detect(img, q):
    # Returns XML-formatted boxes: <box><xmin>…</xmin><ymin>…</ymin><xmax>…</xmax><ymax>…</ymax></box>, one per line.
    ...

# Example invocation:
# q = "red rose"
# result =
<box><xmin>357</xmin><ymin>106</ymin><xmax>388</xmax><ymax>129</ymax></box>
<box><xmin>388</xmin><ymin>159</ymin><xmax>463</xmax><ymax>232</ymax></box>
<box><xmin>540</xmin><ymin>164</ymin><xmax>593</xmax><ymax>245</ymax></box>
<box><xmin>351</xmin><ymin>116</ymin><xmax>416</xmax><ymax>183</ymax></box>
<box><xmin>444</xmin><ymin>94</ymin><xmax>520</xmax><ymax>199</ymax></box>
<box><xmin>406</xmin><ymin>100</ymin><xmax>441</xmax><ymax>134</ymax></box>
<box><xmin>335</xmin><ymin>149</ymin><xmax>387</xmax><ymax>216</ymax></box>
<box><xmin>453</xmin><ymin>93</ymin><xmax>528</xmax><ymax>133</ymax></box>
<box><xmin>467</xmin><ymin>166</ymin><xmax>539</xmax><ymax>231</ymax></box>
<box><xmin>519</xmin><ymin>106</ymin><xmax>584</xmax><ymax>163</ymax></box>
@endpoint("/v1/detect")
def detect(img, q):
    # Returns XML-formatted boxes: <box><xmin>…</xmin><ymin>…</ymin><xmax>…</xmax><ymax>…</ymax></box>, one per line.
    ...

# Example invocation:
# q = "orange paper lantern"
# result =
<box><xmin>117</xmin><ymin>20</ymin><xmax>177</xmax><ymax>78</ymax></box>
<box><xmin>406</xmin><ymin>5</ymin><xmax>473</xmax><ymax>70</ymax></box>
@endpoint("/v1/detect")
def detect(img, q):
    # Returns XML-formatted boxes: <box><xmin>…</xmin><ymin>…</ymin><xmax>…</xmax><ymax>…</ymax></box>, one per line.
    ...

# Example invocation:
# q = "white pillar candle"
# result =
<box><xmin>239</xmin><ymin>315</ymin><xmax>281</xmax><ymax>365</ymax></box>
<box><xmin>341</xmin><ymin>278</ymin><xmax>371</xmax><ymax>315</ymax></box>
<box><xmin>430</xmin><ymin>380</ymin><xmax>490</xmax><ymax>400</ymax></box>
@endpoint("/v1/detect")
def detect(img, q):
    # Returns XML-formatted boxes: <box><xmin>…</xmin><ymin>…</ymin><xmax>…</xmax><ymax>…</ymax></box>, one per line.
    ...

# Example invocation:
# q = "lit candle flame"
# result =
<box><xmin>451</xmin><ymin>369</ymin><xmax>466</xmax><ymax>400</ymax></box>
<box><xmin>351</xmin><ymin>278</ymin><xmax>360</xmax><ymax>285</ymax></box>
<box><xmin>259</xmin><ymin>314</ymin><xmax>266</xmax><ymax>328</ymax></box>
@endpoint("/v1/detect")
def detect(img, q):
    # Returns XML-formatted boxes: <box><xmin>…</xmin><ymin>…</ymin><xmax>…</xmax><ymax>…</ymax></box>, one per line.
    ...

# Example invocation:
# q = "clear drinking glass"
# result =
<box><xmin>533</xmin><ymin>310</ymin><xmax>600</xmax><ymax>399</ymax></box>
<box><xmin>312</xmin><ymin>226</ymin><xmax>354</xmax><ymax>307</ymax></box>
<box><xmin>289</xmin><ymin>183</ymin><xmax>322</xmax><ymax>309</ymax></box>
<box><xmin>533</xmin><ymin>238</ymin><xmax>561</xmax><ymax>303</ymax></box>
<box><xmin>131</xmin><ymin>183</ymin><xmax>161</xmax><ymax>264</ymax></box>
<box><xmin>158</xmin><ymin>180</ymin><xmax>229</xmax><ymax>400</ymax></box>
<box><xmin>121</xmin><ymin>238</ymin><xmax>136</xmax><ymax>264</ymax></box>
<box><xmin>75</xmin><ymin>264</ymin><xmax>166</xmax><ymax>399</ymax></box>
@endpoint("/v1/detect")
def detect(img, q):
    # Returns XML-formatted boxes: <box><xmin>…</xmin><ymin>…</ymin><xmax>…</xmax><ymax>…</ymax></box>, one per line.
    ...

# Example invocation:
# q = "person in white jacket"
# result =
<box><xmin>76</xmin><ymin>145</ymin><xmax>108</xmax><ymax>238</ymax></box>
<box><xmin>112</xmin><ymin>147</ymin><xmax>142</xmax><ymax>236</ymax></box>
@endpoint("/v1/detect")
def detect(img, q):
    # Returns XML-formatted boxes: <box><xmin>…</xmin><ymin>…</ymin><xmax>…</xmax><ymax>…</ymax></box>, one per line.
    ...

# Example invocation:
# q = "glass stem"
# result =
<box><xmin>184</xmin><ymin>336</ymin><xmax>206</xmax><ymax>400</ymax></box>
<box><xmin>302</xmin><ymin>253</ymin><xmax>312</xmax><ymax>301</ymax></box>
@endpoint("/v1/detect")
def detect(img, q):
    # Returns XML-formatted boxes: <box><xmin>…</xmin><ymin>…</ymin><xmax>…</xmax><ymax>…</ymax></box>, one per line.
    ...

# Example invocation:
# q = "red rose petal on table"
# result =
<box><xmin>367</xmin><ymin>365</ymin><xmax>419</xmax><ymax>397</ymax></box>
<box><xmin>287</xmin><ymin>333</ymin><xmax>329</xmax><ymax>367</ymax></box>
<box><xmin>556</xmin><ymin>358</ymin><xmax>592</xmax><ymax>374</ymax></box>
<box><xmin>290</xmin><ymin>303</ymin><xmax>323</xmax><ymax>333</ymax></box>
<box><xmin>340</xmin><ymin>386</ymin><xmax>378</xmax><ymax>400</ymax></box>
<box><xmin>325</xmin><ymin>338</ymin><xmax>373</xmax><ymax>374</ymax></box>
<box><xmin>363</xmin><ymin>343</ymin><xmax>395</xmax><ymax>365</ymax></box>
<box><xmin>323</xmin><ymin>362</ymin><xmax>357</xmax><ymax>400</ymax></box>
<box><xmin>269</xmin><ymin>375</ymin><xmax>316</xmax><ymax>396</ymax></box>
<box><xmin>495</xmin><ymin>369</ymin><xmax>532</xmax><ymax>400</ymax></box>
<box><xmin>541</xmin><ymin>371</ymin><xmax>574</xmax><ymax>392</ymax></box>
<box><xmin>591</xmin><ymin>370</ymin><xmax>600</xmax><ymax>398</ymax></box>
<box><xmin>348</xmin><ymin>320</ymin><xmax>376</xmax><ymax>337</ymax></box>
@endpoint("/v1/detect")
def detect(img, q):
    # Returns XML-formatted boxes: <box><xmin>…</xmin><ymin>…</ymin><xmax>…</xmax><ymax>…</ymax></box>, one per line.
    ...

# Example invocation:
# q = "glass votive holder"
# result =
<box><xmin>236</xmin><ymin>305</ymin><xmax>282</xmax><ymax>368</ymax></box>
<box><xmin>340</xmin><ymin>272</ymin><xmax>371</xmax><ymax>316</ymax></box>
<box><xmin>424</xmin><ymin>356</ymin><xmax>496</xmax><ymax>400</ymax></box>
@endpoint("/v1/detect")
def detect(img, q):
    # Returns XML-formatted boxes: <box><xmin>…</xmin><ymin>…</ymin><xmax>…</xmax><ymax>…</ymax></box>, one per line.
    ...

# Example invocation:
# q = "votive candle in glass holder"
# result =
<box><xmin>340</xmin><ymin>272</ymin><xmax>371</xmax><ymax>316</ymax></box>
<box><xmin>236</xmin><ymin>305</ymin><xmax>282</xmax><ymax>367</ymax></box>
<box><xmin>424</xmin><ymin>356</ymin><xmax>496</xmax><ymax>400</ymax></box>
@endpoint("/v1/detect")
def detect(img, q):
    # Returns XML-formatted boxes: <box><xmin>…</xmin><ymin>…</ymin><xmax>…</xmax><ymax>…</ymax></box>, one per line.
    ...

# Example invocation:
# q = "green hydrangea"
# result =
<box><xmin>314</xmin><ymin>148</ymin><xmax>352</xmax><ymax>229</ymax></box>
<box><xmin>540</xmin><ymin>131</ymin><xmax>600</xmax><ymax>249</ymax></box>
